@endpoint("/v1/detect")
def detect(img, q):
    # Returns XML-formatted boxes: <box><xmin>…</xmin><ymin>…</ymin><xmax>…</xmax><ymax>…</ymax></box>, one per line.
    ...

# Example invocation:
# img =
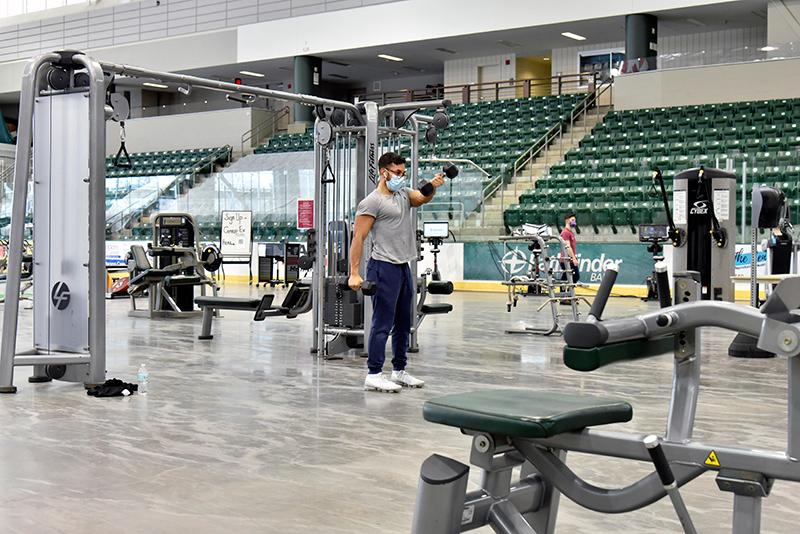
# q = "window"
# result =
<box><xmin>0</xmin><ymin>0</ymin><xmax>88</xmax><ymax>20</ymax></box>
<box><xmin>578</xmin><ymin>49</ymin><xmax>625</xmax><ymax>84</ymax></box>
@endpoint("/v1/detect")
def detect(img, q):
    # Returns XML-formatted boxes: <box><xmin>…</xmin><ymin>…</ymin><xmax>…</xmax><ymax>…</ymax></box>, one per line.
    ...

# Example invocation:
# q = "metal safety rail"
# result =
<box><xmin>240</xmin><ymin>106</ymin><xmax>290</xmax><ymax>155</ymax></box>
<box><xmin>354</xmin><ymin>72</ymin><xmax>599</xmax><ymax>106</ymax></box>
<box><xmin>498</xmin><ymin>78</ymin><xmax>613</xmax><ymax>219</ymax></box>
<box><xmin>419</xmin><ymin>156</ymin><xmax>491</xmax><ymax>226</ymax></box>
<box><xmin>105</xmin><ymin>145</ymin><xmax>233</xmax><ymax>237</ymax></box>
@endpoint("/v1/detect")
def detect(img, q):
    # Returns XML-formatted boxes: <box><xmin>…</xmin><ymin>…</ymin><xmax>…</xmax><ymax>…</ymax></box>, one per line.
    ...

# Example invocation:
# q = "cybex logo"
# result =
<box><xmin>689</xmin><ymin>200</ymin><xmax>708</xmax><ymax>215</ymax></box>
<box><xmin>51</xmin><ymin>281</ymin><xmax>71</xmax><ymax>310</ymax></box>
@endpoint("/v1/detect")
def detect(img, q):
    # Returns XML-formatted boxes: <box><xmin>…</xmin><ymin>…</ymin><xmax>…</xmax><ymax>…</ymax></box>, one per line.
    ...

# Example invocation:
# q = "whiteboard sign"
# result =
<box><xmin>220</xmin><ymin>210</ymin><xmax>252</xmax><ymax>256</ymax></box>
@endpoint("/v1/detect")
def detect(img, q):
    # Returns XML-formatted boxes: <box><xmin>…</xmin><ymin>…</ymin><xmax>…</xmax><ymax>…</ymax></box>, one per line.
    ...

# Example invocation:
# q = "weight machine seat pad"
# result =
<box><xmin>195</xmin><ymin>296</ymin><xmax>263</xmax><ymax>310</ymax></box>
<box><xmin>164</xmin><ymin>274</ymin><xmax>202</xmax><ymax>287</ymax></box>
<box><xmin>563</xmin><ymin>336</ymin><xmax>674</xmax><ymax>372</ymax></box>
<box><xmin>421</xmin><ymin>303</ymin><xmax>453</xmax><ymax>315</ymax></box>
<box><xmin>129</xmin><ymin>268</ymin><xmax>176</xmax><ymax>286</ymax></box>
<box><xmin>423</xmin><ymin>390</ymin><xmax>632</xmax><ymax>439</ymax></box>
<box><xmin>427</xmin><ymin>281</ymin><xmax>454</xmax><ymax>295</ymax></box>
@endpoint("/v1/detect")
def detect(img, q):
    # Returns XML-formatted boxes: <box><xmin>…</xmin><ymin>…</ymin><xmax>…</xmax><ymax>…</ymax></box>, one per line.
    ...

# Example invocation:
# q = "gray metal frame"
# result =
<box><xmin>412</xmin><ymin>274</ymin><xmax>800</xmax><ymax>533</ymax></box>
<box><xmin>310</xmin><ymin>102</ymin><xmax>448</xmax><ymax>360</ymax></box>
<box><xmin>0</xmin><ymin>52</ymin><xmax>107</xmax><ymax>393</ymax></box>
<box><xmin>127</xmin><ymin>212</ymin><xmax>218</xmax><ymax>319</ymax></box>
<box><xmin>673</xmin><ymin>167</ymin><xmax>737</xmax><ymax>301</ymax></box>
<box><xmin>1</xmin><ymin>50</ymin><xmax>446</xmax><ymax>388</ymax></box>
<box><xmin>499</xmin><ymin>233</ymin><xmax>584</xmax><ymax>336</ymax></box>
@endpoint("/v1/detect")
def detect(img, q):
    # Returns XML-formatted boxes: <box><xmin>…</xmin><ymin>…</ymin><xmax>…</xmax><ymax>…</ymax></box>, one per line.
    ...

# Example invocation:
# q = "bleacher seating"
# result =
<box><xmin>254</xmin><ymin>95</ymin><xmax>587</xmax><ymax>221</ymax></box>
<box><xmin>504</xmin><ymin>98</ymin><xmax>800</xmax><ymax>231</ymax></box>
<box><xmin>419</xmin><ymin>94</ymin><xmax>585</xmax><ymax>178</ymax></box>
<box><xmin>255</xmin><ymin>133</ymin><xmax>313</xmax><ymax>154</ymax></box>
<box><xmin>105</xmin><ymin>146</ymin><xmax>231</xmax><ymax>178</ymax></box>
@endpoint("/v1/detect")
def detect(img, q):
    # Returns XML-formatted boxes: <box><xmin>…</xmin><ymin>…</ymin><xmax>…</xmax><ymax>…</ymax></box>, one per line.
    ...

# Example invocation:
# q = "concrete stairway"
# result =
<box><xmin>458</xmin><ymin>108</ymin><xmax>608</xmax><ymax>241</ymax></box>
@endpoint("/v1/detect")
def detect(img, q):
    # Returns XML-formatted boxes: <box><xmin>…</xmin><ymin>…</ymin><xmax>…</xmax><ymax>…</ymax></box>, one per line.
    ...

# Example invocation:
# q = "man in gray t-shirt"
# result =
<box><xmin>349</xmin><ymin>152</ymin><xmax>444</xmax><ymax>393</ymax></box>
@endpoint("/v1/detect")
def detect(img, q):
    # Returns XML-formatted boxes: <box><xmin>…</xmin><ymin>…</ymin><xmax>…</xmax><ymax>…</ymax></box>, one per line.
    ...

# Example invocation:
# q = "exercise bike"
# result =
<box><xmin>412</xmin><ymin>265</ymin><xmax>800</xmax><ymax>533</ymax></box>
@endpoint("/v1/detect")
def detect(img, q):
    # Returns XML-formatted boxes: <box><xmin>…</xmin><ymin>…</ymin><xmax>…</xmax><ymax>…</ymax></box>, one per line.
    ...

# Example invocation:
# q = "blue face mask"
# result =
<box><xmin>569</xmin><ymin>220</ymin><xmax>577</xmax><ymax>228</ymax></box>
<box><xmin>386</xmin><ymin>173</ymin><xmax>407</xmax><ymax>192</ymax></box>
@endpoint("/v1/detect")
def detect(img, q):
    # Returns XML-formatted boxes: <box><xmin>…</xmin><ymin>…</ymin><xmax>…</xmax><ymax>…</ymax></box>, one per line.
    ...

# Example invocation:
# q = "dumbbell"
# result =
<box><xmin>420</xmin><ymin>163</ymin><xmax>459</xmax><ymax>196</ymax></box>
<box><xmin>339</xmin><ymin>279</ymin><xmax>378</xmax><ymax>296</ymax></box>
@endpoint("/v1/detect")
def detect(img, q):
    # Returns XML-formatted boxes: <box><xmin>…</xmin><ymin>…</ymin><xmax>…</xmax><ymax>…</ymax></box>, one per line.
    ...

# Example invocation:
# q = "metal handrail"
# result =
<box><xmin>419</xmin><ymin>157</ymin><xmax>490</xmax><ymax>178</ymax></box>
<box><xmin>240</xmin><ymin>106</ymin><xmax>290</xmax><ymax>155</ymax></box>
<box><xmin>106</xmin><ymin>145</ymin><xmax>232</xmax><ymax>234</ymax></box>
<box><xmin>0</xmin><ymin>163</ymin><xmax>14</xmax><ymax>183</ymax></box>
<box><xmin>354</xmin><ymin>71</ymin><xmax>599</xmax><ymax>105</ymax></box>
<box><xmin>420</xmin><ymin>157</ymin><xmax>493</xmax><ymax>225</ymax></box>
<box><xmin>499</xmin><ymin>74</ymin><xmax>610</xmax><ymax>220</ymax></box>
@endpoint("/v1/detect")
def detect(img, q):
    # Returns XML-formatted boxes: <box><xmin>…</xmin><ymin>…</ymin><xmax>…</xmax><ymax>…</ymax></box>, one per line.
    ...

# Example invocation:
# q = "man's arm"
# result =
<box><xmin>568</xmin><ymin>241</ymin><xmax>579</xmax><ymax>265</ymax></box>
<box><xmin>409</xmin><ymin>173</ymin><xmax>446</xmax><ymax>207</ymax></box>
<box><xmin>348</xmin><ymin>214</ymin><xmax>375</xmax><ymax>290</ymax></box>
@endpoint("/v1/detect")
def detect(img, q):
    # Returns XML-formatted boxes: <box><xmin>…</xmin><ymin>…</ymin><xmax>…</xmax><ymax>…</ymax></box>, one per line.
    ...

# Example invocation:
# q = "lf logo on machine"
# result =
<box><xmin>690</xmin><ymin>200</ymin><xmax>708</xmax><ymax>215</ymax></box>
<box><xmin>51</xmin><ymin>281</ymin><xmax>71</xmax><ymax>310</ymax></box>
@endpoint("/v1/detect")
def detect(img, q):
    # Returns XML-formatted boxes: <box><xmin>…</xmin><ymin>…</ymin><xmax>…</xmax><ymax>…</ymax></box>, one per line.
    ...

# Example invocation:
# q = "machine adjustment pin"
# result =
<box><xmin>474</xmin><ymin>435</ymin><xmax>491</xmax><ymax>453</ymax></box>
<box><xmin>779</xmin><ymin>330</ymin><xmax>798</xmax><ymax>352</ymax></box>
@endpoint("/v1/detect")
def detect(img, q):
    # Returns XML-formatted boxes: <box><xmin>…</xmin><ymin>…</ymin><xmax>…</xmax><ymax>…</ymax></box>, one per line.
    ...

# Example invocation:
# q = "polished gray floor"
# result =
<box><xmin>0</xmin><ymin>287</ymin><xmax>797</xmax><ymax>533</ymax></box>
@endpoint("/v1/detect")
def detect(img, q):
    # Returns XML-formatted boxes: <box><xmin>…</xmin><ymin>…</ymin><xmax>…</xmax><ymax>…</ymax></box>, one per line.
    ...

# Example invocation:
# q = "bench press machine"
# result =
<box><xmin>412</xmin><ymin>267</ymin><xmax>800</xmax><ymax>533</ymax></box>
<box><xmin>194</xmin><ymin>281</ymin><xmax>312</xmax><ymax>340</ymax></box>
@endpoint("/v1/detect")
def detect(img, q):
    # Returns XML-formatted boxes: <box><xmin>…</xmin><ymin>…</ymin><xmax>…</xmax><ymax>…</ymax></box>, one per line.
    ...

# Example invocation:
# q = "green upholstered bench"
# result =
<box><xmin>423</xmin><ymin>390</ymin><xmax>632</xmax><ymax>439</ymax></box>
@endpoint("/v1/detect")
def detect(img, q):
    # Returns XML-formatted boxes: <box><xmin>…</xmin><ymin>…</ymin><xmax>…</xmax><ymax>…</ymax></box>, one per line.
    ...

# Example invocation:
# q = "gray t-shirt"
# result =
<box><xmin>355</xmin><ymin>188</ymin><xmax>416</xmax><ymax>264</ymax></box>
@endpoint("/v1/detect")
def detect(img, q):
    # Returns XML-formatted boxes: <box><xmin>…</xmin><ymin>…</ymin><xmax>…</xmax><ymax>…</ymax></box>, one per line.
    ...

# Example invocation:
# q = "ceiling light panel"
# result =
<box><xmin>561</xmin><ymin>31</ymin><xmax>587</xmax><ymax>41</ymax></box>
<box><xmin>378</xmin><ymin>53</ymin><xmax>404</xmax><ymax>62</ymax></box>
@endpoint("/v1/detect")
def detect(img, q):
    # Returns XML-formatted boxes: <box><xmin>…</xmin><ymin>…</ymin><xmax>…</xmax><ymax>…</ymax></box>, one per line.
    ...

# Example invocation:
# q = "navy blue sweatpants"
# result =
<box><xmin>365</xmin><ymin>258</ymin><xmax>413</xmax><ymax>374</ymax></box>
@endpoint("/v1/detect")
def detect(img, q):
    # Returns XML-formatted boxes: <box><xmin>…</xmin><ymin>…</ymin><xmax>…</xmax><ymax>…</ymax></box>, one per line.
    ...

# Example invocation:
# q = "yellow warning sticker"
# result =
<box><xmin>705</xmin><ymin>450</ymin><xmax>720</xmax><ymax>467</ymax></box>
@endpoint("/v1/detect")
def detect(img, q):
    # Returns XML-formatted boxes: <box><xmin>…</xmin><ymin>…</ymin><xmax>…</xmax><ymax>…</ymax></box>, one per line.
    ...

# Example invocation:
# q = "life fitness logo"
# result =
<box><xmin>51</xmin><ymin>281</ymin><xmax>71</xmax><ymax>311</ymax></box>
<box><xmin>368</xmin><ymin>142</ymin><xmax>377</xmax><ymax>184</ymax></box>
<box><xmin>690</xmin><ymin>200</ymin><xmax>709</xmax><ymax>215</ymax></box>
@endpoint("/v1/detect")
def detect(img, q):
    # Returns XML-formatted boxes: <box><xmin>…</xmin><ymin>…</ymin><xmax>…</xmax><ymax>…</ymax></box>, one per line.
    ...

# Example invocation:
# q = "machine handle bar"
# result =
<box><xmin>588</xmin><ymin>266</ymin><xmax>618</xmax><ymax>321</ymax></box>
<box><xmin>564</xmin><ymin>301</ymin><xmax>764</xmax><ymax>349</ymax></box>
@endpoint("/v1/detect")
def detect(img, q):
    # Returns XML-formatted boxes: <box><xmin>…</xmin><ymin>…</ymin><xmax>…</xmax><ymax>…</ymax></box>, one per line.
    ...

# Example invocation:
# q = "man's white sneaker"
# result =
<box><xmin>390</xmin><ymin>370</ymin><xmax>425</xmax><ymax>388</ymax></box>
<box><xmin>364</xmin><ymin>373</ymin><xmax>402</xmax><ymax>393</ymax></box>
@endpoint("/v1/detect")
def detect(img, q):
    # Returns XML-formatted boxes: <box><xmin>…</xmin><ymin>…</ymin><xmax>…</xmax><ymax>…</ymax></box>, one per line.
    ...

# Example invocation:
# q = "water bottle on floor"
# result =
<box><xmin>137</xmin><ymin>363</ymin><xmax>149</xmax><ymax>395</ymax></box>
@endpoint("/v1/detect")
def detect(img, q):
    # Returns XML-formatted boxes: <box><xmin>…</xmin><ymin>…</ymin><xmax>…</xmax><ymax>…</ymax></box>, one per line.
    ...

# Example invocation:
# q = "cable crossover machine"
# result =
<box><xmin>0</xmin><ymin>50</ymin><xmax>452</xmax><ymax>394</ymax></box>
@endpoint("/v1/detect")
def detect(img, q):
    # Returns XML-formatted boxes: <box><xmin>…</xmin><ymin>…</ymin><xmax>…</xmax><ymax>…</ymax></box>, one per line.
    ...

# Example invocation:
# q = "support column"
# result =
<box><xmin>293</xmin><ymin>56</ymin><xmax>322</xmax><ymax>123</ymax></box>
<box><xmin>625</xmin><ymin>13</ymin><xmax>658</xmax><ymax>72</ymax></box>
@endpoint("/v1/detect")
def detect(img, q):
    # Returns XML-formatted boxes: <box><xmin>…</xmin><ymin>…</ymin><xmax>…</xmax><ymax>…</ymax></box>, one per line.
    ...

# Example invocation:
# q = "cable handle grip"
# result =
<box><xmin>644</xmin><ymin>435</ymin><xmax>675</xmax><ymax>486</ymax></box>
<box><xmin>644</xmin><ymin>435</ymin><xmax>699</xmax><ymax>534</ymax></box>
<box><xmin>588</xmin><ymin>265</ymin><xmax>618</xmax><ymax>321</ymax></box>
<box><xmin>655</xmin><ymin>261</ymin><xmax>671</xmax><ymax>308</ymax></box>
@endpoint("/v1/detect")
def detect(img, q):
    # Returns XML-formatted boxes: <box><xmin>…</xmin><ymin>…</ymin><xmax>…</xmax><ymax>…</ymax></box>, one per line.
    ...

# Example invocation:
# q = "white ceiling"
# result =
<box><xmin>180</xmin><ymin>0</ymin><xmax>766</xmax><ymax>89</ymax></box>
